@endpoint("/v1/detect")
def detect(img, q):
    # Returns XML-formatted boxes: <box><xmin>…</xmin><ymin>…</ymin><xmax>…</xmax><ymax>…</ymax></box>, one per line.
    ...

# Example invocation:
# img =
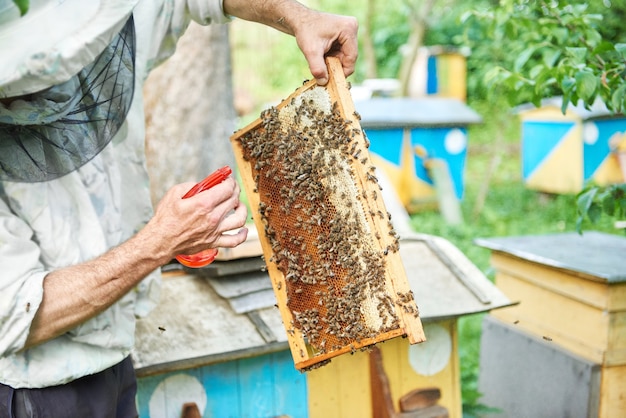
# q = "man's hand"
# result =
<box><xmin>151</xmin><ymin>175</ymin><xmax>248</xmax><ymax>258</ymax></box>
<box><xmin>223</xmin><ymin>0</ymin><xmax>358</xmax><ymax>85</ymax></box>
<box><xmin>292</xmin><ymin>10</ymin><xmax>358</xmax><ymax>85</ymax></box>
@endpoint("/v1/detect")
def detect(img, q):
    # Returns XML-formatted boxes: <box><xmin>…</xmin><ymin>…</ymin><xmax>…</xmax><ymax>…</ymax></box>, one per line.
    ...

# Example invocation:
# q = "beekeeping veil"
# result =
<box><xmin>0</xmin><ymin>0</ymin><xmax>138</xmax><ymax>182</ymax></box>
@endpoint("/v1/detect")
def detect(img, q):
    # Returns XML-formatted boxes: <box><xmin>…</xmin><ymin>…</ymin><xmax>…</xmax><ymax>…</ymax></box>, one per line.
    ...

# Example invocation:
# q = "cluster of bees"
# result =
<box><xmin>235</xmin><ymin>86</ymin><xmax>407</xmax><ymax>361</ymax></box>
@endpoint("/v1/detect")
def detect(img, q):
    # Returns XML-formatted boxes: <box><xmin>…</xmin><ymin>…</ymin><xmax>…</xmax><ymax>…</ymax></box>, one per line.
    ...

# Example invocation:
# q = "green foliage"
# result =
<box><xmin>459</xmin><ymin>0</ymin><xmax>626</xmax><ymax>229</ymax></box>
<box><xmin>576</xmin><ymin>183</ymin><xmax>626</xmax><ymax>232</ymax></box>
<box><xmin>12</xmin><ymin>0</ymin><xmax>28</xmax><ymax>15</ymax></box>
<box><xmin>462</xmin><ymin>0</ymin><xmax>626</xmax><ymax>112</ymax></box>
<box><xmin>370</xmin><ymin>11</ymin><xmax>410</xmax><ymax>79</ymax></box>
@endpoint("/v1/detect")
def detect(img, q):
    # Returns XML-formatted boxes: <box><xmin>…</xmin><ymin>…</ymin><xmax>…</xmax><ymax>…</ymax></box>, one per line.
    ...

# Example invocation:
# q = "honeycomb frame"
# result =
<box><xmin>230</xmin><ymin>57</ymin><xmax>425</xmax><ymax>370</ymax></box>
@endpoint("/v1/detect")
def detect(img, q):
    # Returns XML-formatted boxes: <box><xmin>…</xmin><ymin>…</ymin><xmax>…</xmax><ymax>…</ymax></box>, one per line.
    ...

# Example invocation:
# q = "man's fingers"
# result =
<box><xmin>214</xmin><ymin>226</ymin><xmax>249</xmax><ymax>249</ymax></box>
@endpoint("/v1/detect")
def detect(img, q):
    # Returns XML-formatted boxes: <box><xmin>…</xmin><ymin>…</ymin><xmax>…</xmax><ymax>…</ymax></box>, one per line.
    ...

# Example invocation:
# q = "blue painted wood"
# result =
<box><xmin>136</xmin><ymin>350</ymin><xmax>308</xmax><ymax>417</ymax></box>
<box><xmin>521</xmin><ymin>121</ymin><xmax>575</xmax><ymax>180</ymax></box>
<box><xmin>411</xmin><ymin>127</ymin><xmax>468</xmax><ymax>199</ymax></box>
<box><xmin>583</xmin><ymin>118</ymin><xmax>626</xmax><ymax>179</ymax></box>
<box><xmin>365</xmin><ymin>128</ymin><xmax>404</xmax><ymax>166</ymax></box>
<box><xmin>427</xmin><ymin>55</ymin><xmax>438</xmax><ymax>95</ymax></box>
<box><xmin>203</xmin><ymin>361</ymin><xmax>242</xmax><ymax>417</ymax></box>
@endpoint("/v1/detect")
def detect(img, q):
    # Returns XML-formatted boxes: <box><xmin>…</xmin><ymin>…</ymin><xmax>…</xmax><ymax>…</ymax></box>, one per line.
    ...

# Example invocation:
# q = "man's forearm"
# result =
<box><xmin>223</xmin><ymin>0</ymin><xmax>312</xmax><ymax>35</ymax></box>
<box><xmin>22</xmin><ymin>176</ymin><xmax>247</xmax><ymax>351</ymax></box>
<box><xmin>223</xmin><ymin>0</ymin><xmax>358</xmax><ymax>85</ymax></box>
<box><xmin>23</xmin><ymin>226</ymin><xmax>170</xmax><ymax>350</ymax></box>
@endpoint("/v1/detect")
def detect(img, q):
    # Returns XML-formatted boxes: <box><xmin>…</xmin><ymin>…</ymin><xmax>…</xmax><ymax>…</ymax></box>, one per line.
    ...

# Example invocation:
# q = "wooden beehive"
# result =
<box><xmin>230</xmin><ymin>57</ymin><xmax>425</xmax><ymax>370</ymax></box>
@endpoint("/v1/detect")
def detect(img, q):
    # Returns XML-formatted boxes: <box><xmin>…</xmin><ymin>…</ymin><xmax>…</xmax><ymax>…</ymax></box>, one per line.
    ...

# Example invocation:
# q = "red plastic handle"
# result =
<box><xmin>175</xmin><ymin>166</ymin><xmax>232</xmax><ymax>268</ymax></box>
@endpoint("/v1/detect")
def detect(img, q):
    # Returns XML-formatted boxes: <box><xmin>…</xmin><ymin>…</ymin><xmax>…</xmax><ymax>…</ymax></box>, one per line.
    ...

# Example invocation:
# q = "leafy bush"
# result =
<box><xmin>577</xmin><ymin>183</ymin><xmax>626</xmax><ymax>231</ymax></box>
<box><xmin>462</xmin><ymin>0</ymin><xmax>626</xmax><ymax>112</ymax></box>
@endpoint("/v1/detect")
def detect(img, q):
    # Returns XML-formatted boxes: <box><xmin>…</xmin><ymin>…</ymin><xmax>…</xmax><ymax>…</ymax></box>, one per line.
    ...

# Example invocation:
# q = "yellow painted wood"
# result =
<box><xmin>440</xmin><ymin>54</ymin><xmax>467</xmax><ymax>102</ymax></box>
<box><xmin>490</xmin><ymin>253</ymin><xmax>622</xmax><ymax>310</ymax></box>
<box><xmin>599</xmin><ymin>365</ymin><xmax>626</xmax><ymax>418</ymax></box>
<box><xmin>492</xmin><ymin>270</ymin><xmax>610</xmax><ymax>364</ymax></box>
<box><xmin>308</xmin><ymin>320</ymin><xmax>462</xmax><ymax>418</ymax></box>
<box><xmin>367</xmin><ymin>131</ymin><xmax>436</xmax><ymax>211</ymax></box>
<box><xmin>519</xmin><ymin>106</ymin><xmax>581</xmax><ymax>121</ymax></box>
<box><xmin>592</xmin><ymin>146</ymin><xmax>625</xmax><ymax>186</ymax></box>
<box><xmin>383</xmin><ymin>321</ymin><xmax>462</xmax><ymax>418</ymax></box>
<box><xmin>487</xmin><ymin>248</ymin><xmax>626</xmax><ymax>416</ymax></box>
<box><xmin>404</xmin><ymin>128</ymin><xmax>437</xmax><ymax>209</ymax></box>
<box><xmin>370</xmin><ymin>154</ymin><xmax>406</xmax><ymax>205</ymax></box>
<box><xmin>521</xmin><ymin>108</ymin><xmax>624</xmax><ymax>192</ymax></box>
<box><xmin>608</xmin><ymin>314</ymin><xmax>626</xmax><ymax>365</ymax></box>
<box><xmin>490</xmin><ymin>253</ymin><xmax>626</xmax><ymax>366</ymax></box>
<box><xmin>307</xmin><ymin>343</ymin><xmax>372</xmax><ymax>418</ymax></box>
<box><xmin>525</xmin><ymin>123</ymin><xmax>583</xmax><ymax>193</ymax></box>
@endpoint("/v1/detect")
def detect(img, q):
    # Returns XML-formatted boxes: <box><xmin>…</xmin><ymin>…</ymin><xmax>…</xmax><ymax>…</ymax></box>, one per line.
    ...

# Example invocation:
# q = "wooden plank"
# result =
<box><xmin>308</xmin><ymin>350</ymin><xmax>371</xmax><ymax>418</ymax></box>
<box><xmin>230</xmin><ymin>57</ymin><xmax>425</xmax><ymax>370</ymax></box>
<box><xmin>191</xmin><ymin>256</ymin><xmax>265</xmax><ymax>278</ymax></box>
<box><xmin>607</xmin><ymin>313</ymin><xmax>626</xmax><ymax>365</ymax></box>
<box><xmin>491</xmin><ymin>270</ymin><xmax>610</xmax><ymax>364</ymax></box>
<box><xmin>384</xmin><ymin>322</ymin><xmax>460</xmax><ymax>418</ymax></box>
<box><xmin>599</xmin><ymin>365</ymin><xmax>626</xmax><ymax>418</ymax></box>
<box><xmin>490</xmin><ymin>253</ymin><xmax>617</xmax><ymax>310</ymax></box>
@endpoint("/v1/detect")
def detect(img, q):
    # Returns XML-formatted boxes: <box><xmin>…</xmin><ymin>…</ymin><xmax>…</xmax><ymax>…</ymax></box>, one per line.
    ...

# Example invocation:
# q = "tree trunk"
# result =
<box><xmin>144</xmin><ymin>22</ymin><xmax>236</xmax><ymax>206</ymax></box>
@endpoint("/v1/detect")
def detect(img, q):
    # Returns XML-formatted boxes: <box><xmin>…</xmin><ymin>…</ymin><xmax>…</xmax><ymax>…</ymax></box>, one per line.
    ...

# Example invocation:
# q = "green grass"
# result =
<box><xmin>410</xmin><ymin>99</ymin><xmax>621</xmax><ymax>416</ymax></box>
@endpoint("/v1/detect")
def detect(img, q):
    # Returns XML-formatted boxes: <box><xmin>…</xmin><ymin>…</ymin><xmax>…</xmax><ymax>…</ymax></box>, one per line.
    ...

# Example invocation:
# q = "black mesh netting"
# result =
<box><xmin>0</xmin><ymin>16</ymin><xmax>136</xmax><ymax>182</ymax></box>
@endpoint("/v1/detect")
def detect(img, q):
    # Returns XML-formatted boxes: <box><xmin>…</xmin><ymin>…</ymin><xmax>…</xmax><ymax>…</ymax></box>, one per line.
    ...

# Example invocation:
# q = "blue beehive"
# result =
<box><xmin>518</xmin><ymin>97</ymin><xmax>626</xmax><ymax>194</ymax></box>
<box><xmin>354</xmin><ymin>97</ymin><xmax>482</xmax><ymax>212</ymax></box>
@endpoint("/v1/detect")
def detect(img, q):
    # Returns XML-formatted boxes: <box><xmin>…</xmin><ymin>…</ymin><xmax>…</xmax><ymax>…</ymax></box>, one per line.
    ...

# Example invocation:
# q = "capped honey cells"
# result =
<box><xmin>230</xmin><ymin>57</ymin><xmax>425</xmax><ymax>370</ymax></box>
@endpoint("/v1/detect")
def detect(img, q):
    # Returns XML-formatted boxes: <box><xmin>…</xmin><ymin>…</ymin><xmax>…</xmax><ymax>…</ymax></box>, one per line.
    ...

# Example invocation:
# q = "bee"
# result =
<box><xmin>366</xmin><ymin>172</ymin><xmax>378</xmax><ymax>183</ymax></box>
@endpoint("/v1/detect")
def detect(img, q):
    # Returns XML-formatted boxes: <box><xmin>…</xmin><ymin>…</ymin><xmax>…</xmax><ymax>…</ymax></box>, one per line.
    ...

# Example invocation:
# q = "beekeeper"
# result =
<box><xmin>0</xmin><ymin>0</ymin><xmax>357</xmax><ymax>415</ymax></box>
